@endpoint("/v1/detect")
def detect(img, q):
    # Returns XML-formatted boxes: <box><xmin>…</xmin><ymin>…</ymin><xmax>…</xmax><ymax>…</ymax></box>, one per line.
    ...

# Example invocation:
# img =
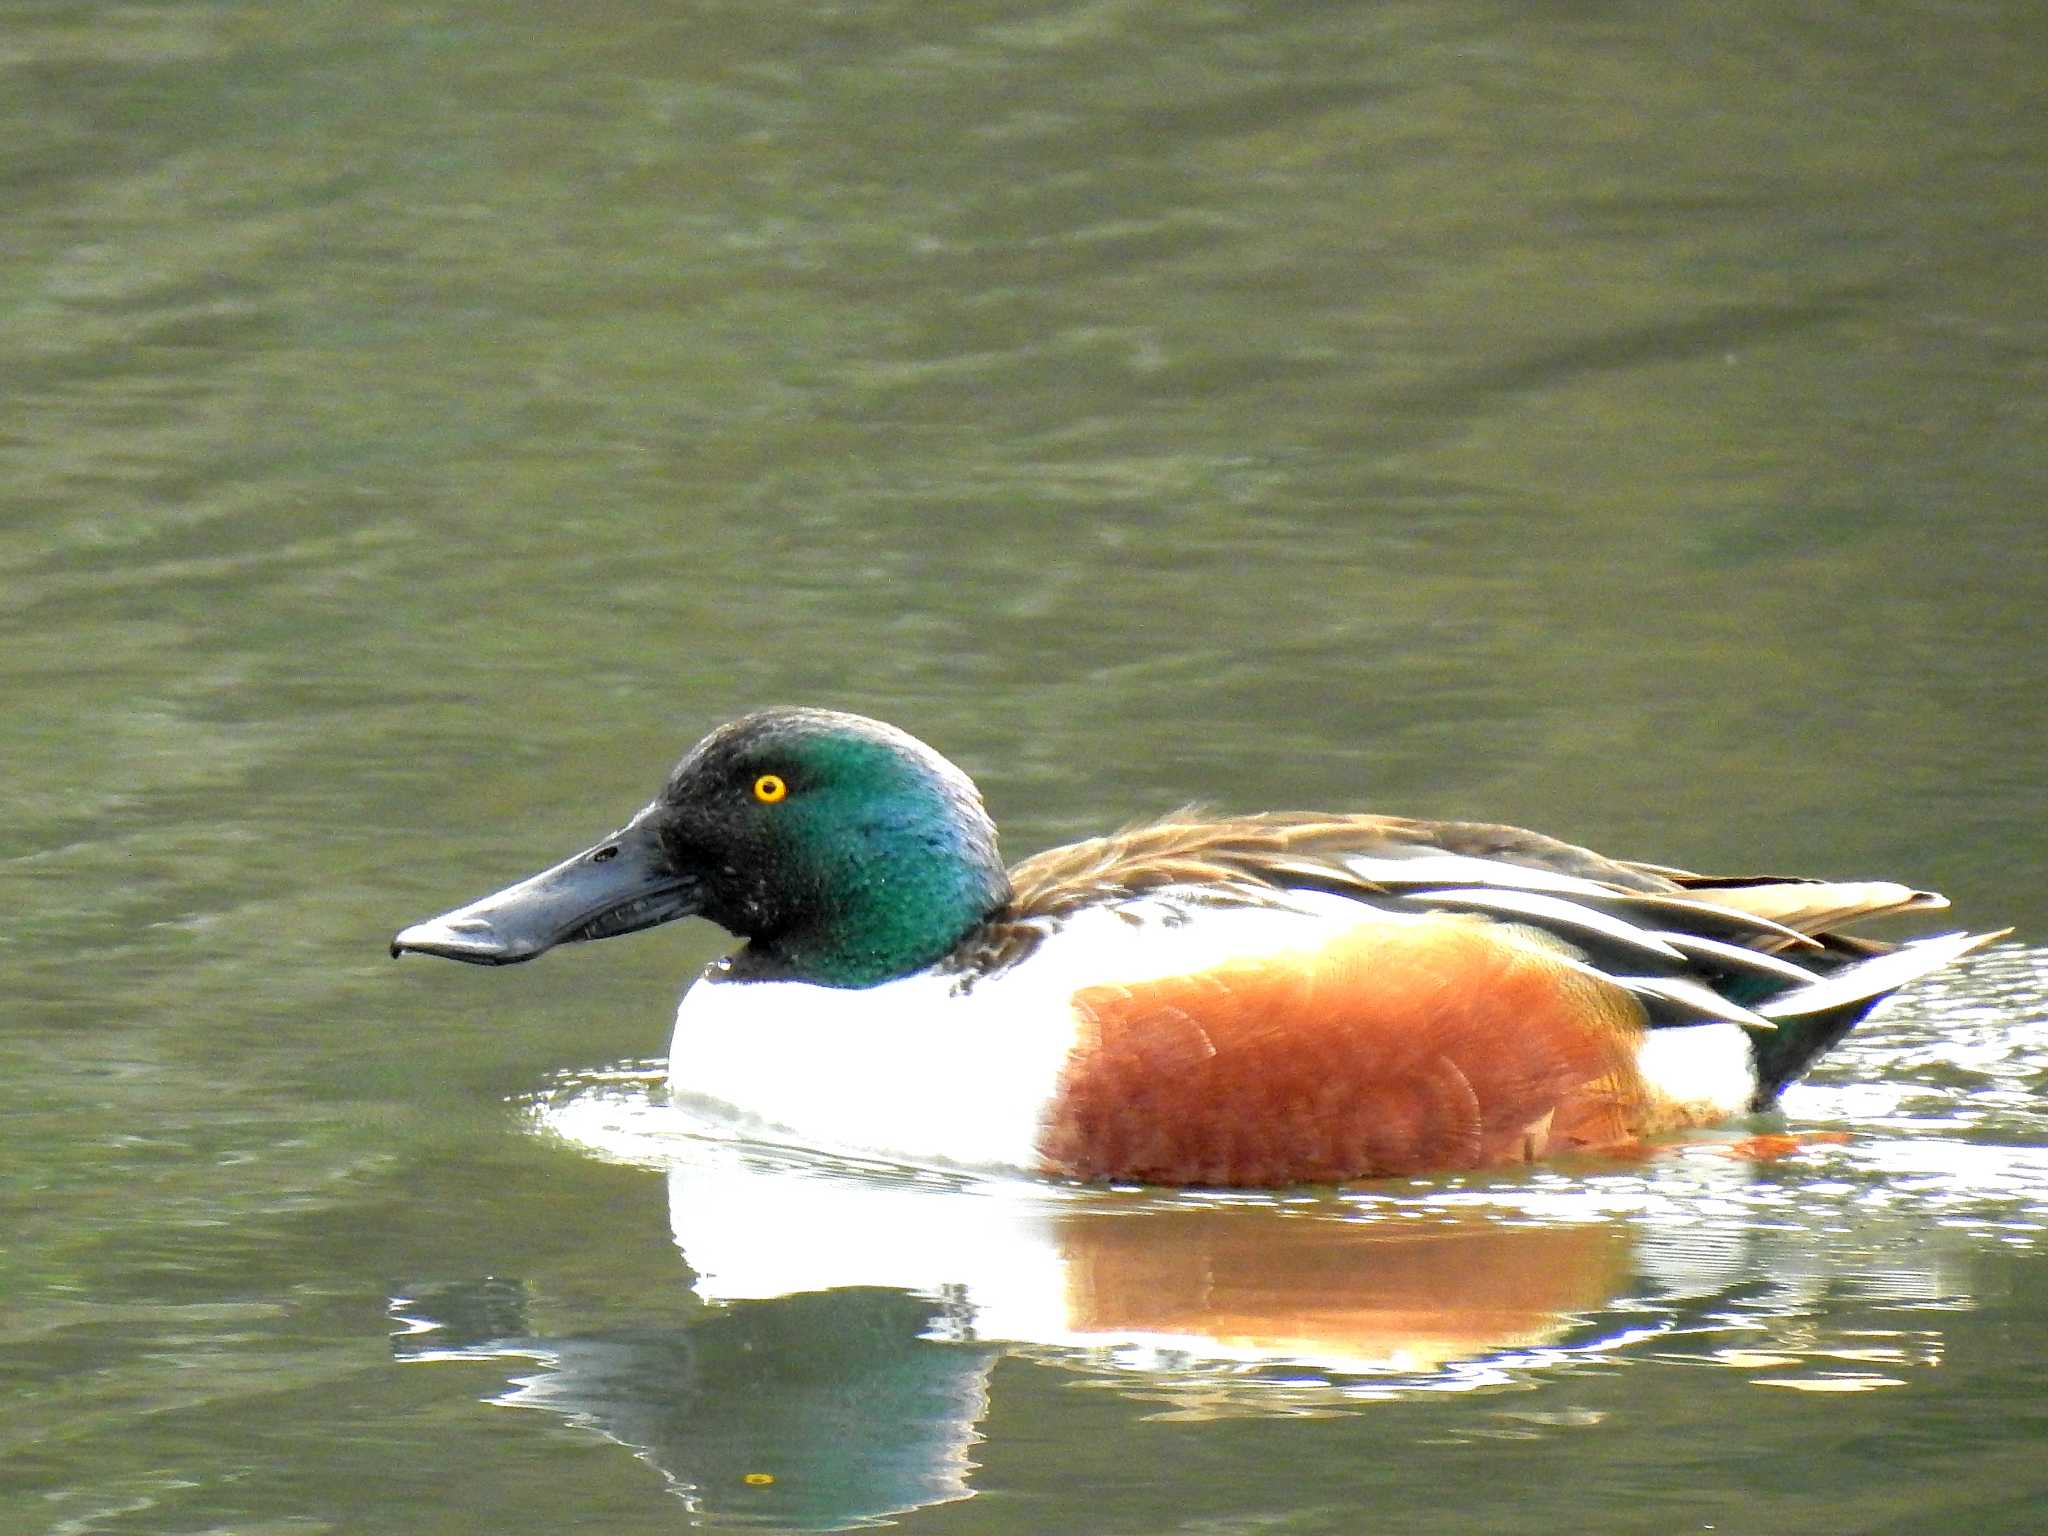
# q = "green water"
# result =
<box><xmin>5</xmin><ymin>1</ymin><xmax>2046</xmax><ymax>1531</ymax></box>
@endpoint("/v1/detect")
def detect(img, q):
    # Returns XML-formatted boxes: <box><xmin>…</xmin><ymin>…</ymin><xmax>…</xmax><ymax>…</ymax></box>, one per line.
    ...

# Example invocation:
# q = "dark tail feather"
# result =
<box><xmin>1746</xmin><ymin>999</ymin><xmax>1885</xmax><ymax>1107</ymax></box>
<box><xmin>1744</xmin><ymin>930</ymin><xmax>2007</xmax><ymax>1106</ymax></box>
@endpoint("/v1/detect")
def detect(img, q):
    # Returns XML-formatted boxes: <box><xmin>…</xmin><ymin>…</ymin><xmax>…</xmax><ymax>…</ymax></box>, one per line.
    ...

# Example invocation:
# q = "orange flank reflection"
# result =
<box><xmin>1053</xmin><ymin>1206</ymin><xmax>1631</xmax><ymax>1374</ymax></box>
<box><xmin>1711</xmin><ymin>1130</ymin><xmax>1855</xmax><ymax>1163</ymax></box>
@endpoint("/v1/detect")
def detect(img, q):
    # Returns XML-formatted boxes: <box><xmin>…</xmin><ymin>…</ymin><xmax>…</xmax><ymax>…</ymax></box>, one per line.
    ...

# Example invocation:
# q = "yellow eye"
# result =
<box><xmin>752</xmin><ymin>773</ymin><xmax>788</xmax><ymax>804</ymax></box>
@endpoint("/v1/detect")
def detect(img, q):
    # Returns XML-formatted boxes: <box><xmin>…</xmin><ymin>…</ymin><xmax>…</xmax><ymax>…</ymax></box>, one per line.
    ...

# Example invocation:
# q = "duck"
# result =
<box><xmin>392</xmin><ymin>707</ymin><xmax>2003</xmax><ymax>1187</ymax></box>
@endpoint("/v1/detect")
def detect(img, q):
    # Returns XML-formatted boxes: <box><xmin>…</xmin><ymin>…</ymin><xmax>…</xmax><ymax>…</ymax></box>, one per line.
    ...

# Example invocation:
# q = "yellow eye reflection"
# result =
<box><xmin>752</xmin><ymin>773</ymin><xmax>788</xmax><ymax>804</ymax></box>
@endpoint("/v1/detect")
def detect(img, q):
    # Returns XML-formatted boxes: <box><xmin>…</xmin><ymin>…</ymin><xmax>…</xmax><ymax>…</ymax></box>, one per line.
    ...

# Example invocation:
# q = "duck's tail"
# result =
<box><xmin>1734</xmin><ymin>926</ymin><xmax>2007</xmax><ymax>1105</ymax></box>
<box><xmin>1650</xmin><ymin>876</ymin><xmax>2007</xmax><ymax>1105</ymax></box>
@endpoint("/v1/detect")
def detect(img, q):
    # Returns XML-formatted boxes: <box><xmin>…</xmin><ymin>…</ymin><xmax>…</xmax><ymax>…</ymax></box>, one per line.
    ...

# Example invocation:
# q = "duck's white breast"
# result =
<box><xmin>666</xmin><ymin>957</ymin><xmax>1077</xmax><ymax>1171</ymax></box>
<box><xmin>665</xmin><ymin>893</ymin><xmax>1398</xmax><ymax>1173</ymax></box>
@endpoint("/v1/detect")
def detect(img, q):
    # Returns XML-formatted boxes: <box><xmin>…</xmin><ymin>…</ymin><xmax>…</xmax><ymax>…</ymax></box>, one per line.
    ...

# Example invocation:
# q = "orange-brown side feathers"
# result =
<box><xmin>1037</xmin><ymin>917</ymin><xmax>1651</xmax><ymax>1187</ymax></box>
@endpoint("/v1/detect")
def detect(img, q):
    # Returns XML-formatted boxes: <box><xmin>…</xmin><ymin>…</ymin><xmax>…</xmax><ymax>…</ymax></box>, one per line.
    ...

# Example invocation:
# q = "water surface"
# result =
<box><xmin>5</xmin><ymin>1</ymin><xmax>2046</xmax><ymax>1531</ymax></box>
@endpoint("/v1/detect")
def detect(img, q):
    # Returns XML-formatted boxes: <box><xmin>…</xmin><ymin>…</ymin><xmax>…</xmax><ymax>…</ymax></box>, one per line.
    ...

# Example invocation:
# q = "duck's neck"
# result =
<box><xmin>731</xmin><ymin>814</ymin><xmax>1011</xmax><ymax>989</ymax></box>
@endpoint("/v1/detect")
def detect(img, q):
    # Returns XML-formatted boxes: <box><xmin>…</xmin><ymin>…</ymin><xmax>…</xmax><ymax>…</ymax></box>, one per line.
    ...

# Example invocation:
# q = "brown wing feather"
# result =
<box><xmin>1659</xmin><ymin>878</ymin><xmax>1949</xmax><ymax>939</ymax></box>
<box><xmin>1004</xmin><ymin>811</ymin><xmax>1949</xmax><ymax>937</ymax></box>
<box><xmin>1003</xmin><ymin>810</ymin><xmax>1678</xmax><ymax>919</ymax></box>
<box><xmin>945</xmin><ymin>809</ymin><xmax>1967</xmax><ymax>988</ymax></box>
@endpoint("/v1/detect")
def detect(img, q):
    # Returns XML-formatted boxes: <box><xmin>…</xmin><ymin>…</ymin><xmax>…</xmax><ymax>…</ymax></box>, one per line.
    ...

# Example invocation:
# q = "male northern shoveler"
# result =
<box><xmin>392</xmin><ymin>707</ymin><xmax>2002</xmax><ymax>1187</ymax></box>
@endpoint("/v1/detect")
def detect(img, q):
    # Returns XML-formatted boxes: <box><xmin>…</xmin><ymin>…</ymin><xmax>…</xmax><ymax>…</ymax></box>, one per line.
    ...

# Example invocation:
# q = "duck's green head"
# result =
<box><xmin>392</xmin><ymin>708</ymin><xmax>1011</xmax><ymax>988</ymax></box>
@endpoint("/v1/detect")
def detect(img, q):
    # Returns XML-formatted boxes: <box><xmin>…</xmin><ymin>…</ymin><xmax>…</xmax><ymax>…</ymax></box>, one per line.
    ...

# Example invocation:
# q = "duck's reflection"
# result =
<box><xmin>653</xmin><ymin>1136</ymin><xmax>1635</xmax><ymax>1378</ymax></box>
<box><xmin>394</xmin><ymin>1281</ymin><xmax>993</xmax><ymax>1530</ymax></box>
<box><xmin>389</xmin><ymin>1088</ymin><xmax>1960</xmax><ymax>1529</ymax></box>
